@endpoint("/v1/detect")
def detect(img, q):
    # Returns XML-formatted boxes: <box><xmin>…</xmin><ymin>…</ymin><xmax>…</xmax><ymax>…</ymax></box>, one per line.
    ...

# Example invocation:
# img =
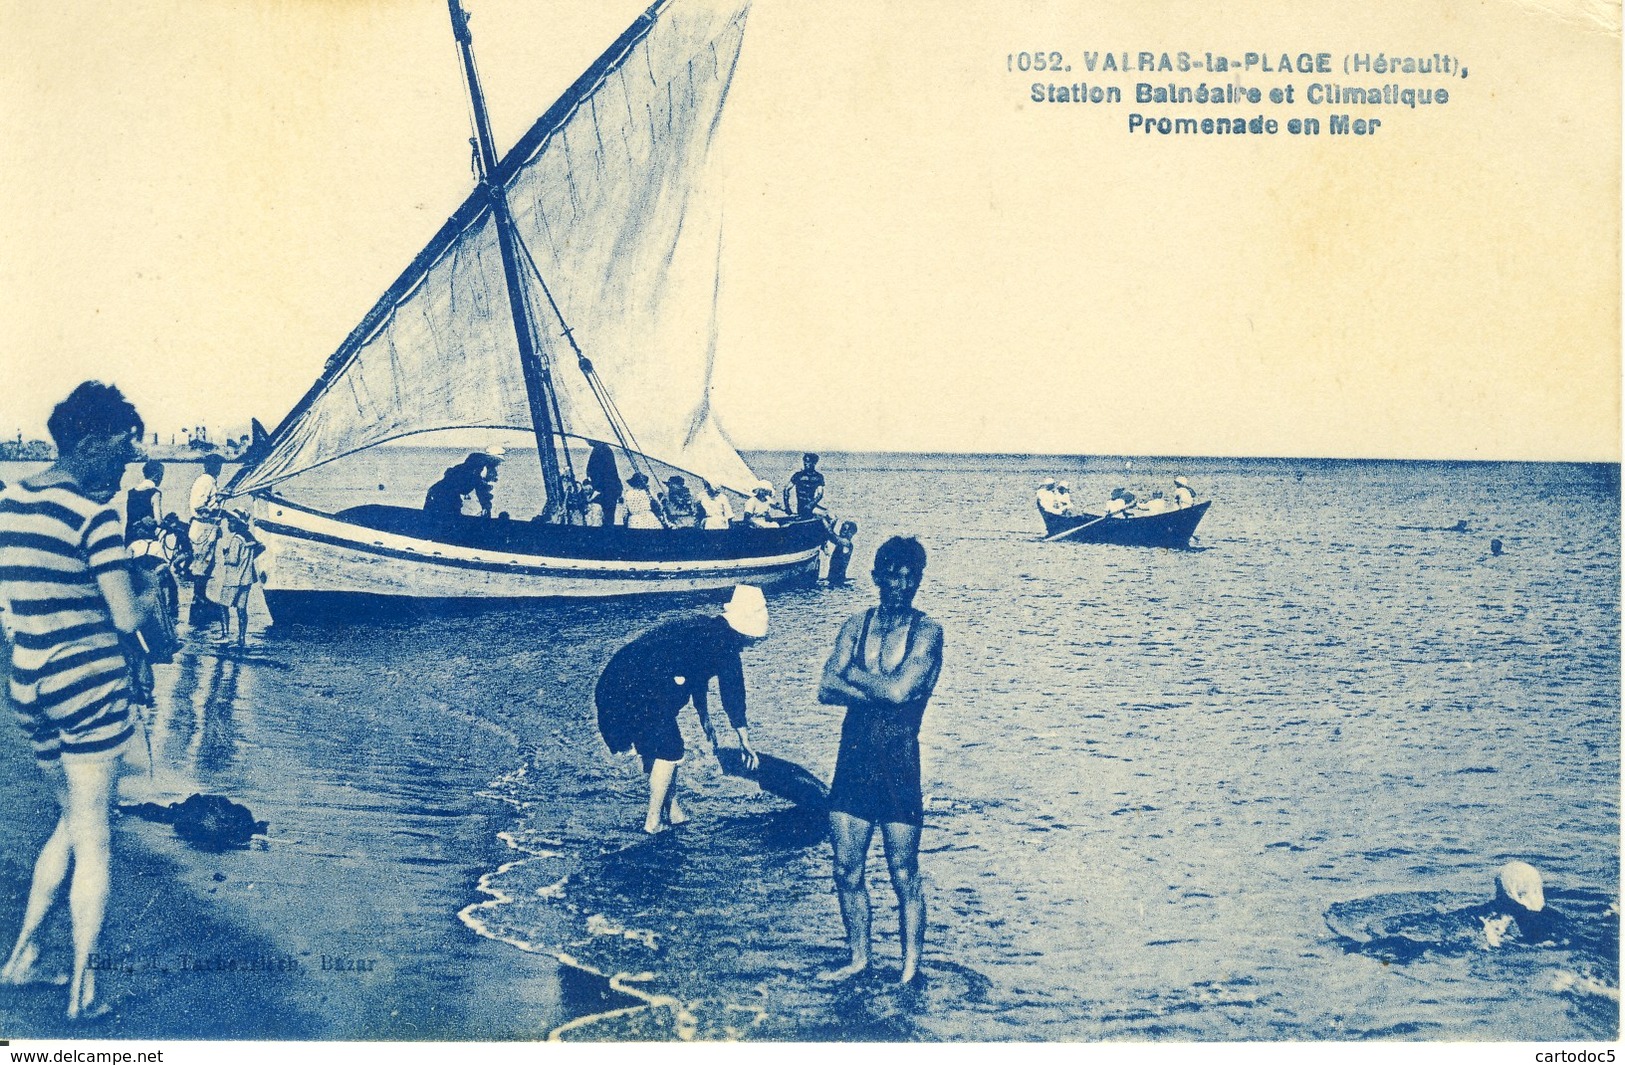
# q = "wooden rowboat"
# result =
<box><xmin>1038</xmin><ymin>500</ymin><xmax>1210</xmax><ymax>548</ymax></box>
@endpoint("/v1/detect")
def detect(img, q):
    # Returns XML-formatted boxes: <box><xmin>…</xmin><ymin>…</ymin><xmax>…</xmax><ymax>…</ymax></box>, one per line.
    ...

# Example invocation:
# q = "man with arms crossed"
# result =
<box><xmin>0</xmin><ymin>382</ymin><xmax>154</xmax><ymax>1018</ymax></box>
<box><xmin>817</xmin><ymin>535</ymin><xmax>943</xmax><ymax>984</ymax></box>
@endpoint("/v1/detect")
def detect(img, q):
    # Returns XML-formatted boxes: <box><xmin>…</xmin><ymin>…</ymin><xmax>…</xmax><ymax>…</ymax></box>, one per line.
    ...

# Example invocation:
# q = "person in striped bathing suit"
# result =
<box><xmin>0</xmin><ymin>381</ymin><xmax>154</xmax><ymax>1020</ymax></box>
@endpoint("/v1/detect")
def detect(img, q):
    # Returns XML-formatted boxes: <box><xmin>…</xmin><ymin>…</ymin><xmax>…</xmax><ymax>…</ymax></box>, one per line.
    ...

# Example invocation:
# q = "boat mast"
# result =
<box><xmin>448</xmin><ymin>0</ymin><xmax>567</xmax><ymax>520</ymax></box>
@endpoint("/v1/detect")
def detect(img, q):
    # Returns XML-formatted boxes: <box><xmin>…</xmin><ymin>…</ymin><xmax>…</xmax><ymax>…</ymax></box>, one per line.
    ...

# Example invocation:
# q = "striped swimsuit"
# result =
<box><xmin>0</xmin><ymin>481</ymin><xmax>135</xmax><ymax>766</ymax></box>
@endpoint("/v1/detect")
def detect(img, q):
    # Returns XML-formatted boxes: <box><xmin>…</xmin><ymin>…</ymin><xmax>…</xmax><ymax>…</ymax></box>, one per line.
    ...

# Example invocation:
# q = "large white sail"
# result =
<box><xmin>507</xmin><ymin>2</ymin><xmax>752</xmax><ymax>493</ymax></box>
<box><xmin>231</xmin><ymin>0</ymin><xmax>756</xmax><ymax>499</ymax></box>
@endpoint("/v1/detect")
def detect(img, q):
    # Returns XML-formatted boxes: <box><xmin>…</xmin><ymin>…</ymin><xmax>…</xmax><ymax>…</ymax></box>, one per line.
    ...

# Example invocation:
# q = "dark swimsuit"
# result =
<box><xmin>125</xmin><ymin>485</ymin><xmax>159</xmax><ymax>541</ymax></box>
<box><xmin>827</xmin><ymin>608</ymin><xmax>930</xmax><ymax>827</ymax></box>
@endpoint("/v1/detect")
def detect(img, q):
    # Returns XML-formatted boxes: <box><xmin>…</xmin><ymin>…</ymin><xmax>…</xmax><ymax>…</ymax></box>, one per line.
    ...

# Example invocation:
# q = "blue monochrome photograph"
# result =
<box><xmin>0</xmin><ymin>0</ymin><xmax>1617</xmax><ymax>1048</ymax></box>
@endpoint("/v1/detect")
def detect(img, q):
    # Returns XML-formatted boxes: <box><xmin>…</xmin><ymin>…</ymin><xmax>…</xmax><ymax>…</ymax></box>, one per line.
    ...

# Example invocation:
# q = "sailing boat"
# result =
<box><xmin>224</xmin><ymin>0</ymin><xmax>826</xmax><ymax>621</ymax></box>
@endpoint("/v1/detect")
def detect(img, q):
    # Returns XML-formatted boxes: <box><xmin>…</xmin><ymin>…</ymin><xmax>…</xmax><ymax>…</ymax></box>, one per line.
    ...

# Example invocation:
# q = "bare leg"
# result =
<box><xmin>2</xmin><ymin>773</ymin><xmax>72</xmax><ymax>986</ymax></box>
<box><xmin>880</xmin><ymin>822</ymin><xmax>925</xmax><ymax>983</ymax></box>
<box><xmin>188</xmin><ymin>577</ymin><xmax>209</xmax><ymax>627</ymax></box>
<box><xmin>665</xmin><ymin>791</ymin><xmax>688</xmax><ymax>826</ymax></box>
<box><xmin>63</xmin><ymin>758</ymin><xmax>116</xmax><ymax>1018</ymax></box>
<box><xmin>818</xmin><ymin>811</ymin><xmax>874</xmax><ymax>981</ymax></box>
<box><xmin>644</xmin><ymin>759</ymin><xmax>680</xmax><ymax>834</ymax></box>
<box><xmin>235</xmin><ymin>605</ymin><xmax>249</xmax><ymax>646</ymax></box>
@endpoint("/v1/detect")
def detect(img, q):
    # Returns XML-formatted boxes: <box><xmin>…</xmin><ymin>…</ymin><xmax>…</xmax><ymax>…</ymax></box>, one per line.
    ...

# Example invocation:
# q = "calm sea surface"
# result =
<box><xmin>2</xmin><ymin>452</ymin><xmax>1616</xmax><ymax>1040</ymax></box>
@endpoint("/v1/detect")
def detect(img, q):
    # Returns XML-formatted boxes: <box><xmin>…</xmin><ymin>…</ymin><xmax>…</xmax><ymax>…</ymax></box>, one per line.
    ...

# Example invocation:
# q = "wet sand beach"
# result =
<box><xmin>0</xmin><ymin>628</ymin><xmax>595</xmax><ymax>1040</ymax></box>
<box><xmin>0</xmin><ymin>718</ymin><xmax>317</xmax><ymax>1039</ymax></box>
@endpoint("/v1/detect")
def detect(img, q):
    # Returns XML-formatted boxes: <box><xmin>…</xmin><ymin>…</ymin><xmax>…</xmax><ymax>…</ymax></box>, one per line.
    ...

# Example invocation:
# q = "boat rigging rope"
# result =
<box><xmin>457</xmin><ymin>24</ymin><xmax>582</xmax><ymax>499</ymax></box>
<box><xmin>507</xmin><ymin>252</ymin><xmax>578</xmax><ymax>487</ymax></box>
<box><xmin>458</xmin><ymin>29</ymin><xmax>582</xmax><ymax>494</ymax></box>
<box><xmin>508</xmin><ymin>223</ymin><xmax>656</xmax><ymax>486</ymax></box>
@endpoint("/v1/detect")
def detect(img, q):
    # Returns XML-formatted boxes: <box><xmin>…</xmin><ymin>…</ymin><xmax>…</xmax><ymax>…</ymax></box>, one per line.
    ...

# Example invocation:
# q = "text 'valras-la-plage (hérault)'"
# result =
<box><xmin>1011</xmin><ymin>50</ymin><xmax>1467</xmax><ymax>138</ymax></box>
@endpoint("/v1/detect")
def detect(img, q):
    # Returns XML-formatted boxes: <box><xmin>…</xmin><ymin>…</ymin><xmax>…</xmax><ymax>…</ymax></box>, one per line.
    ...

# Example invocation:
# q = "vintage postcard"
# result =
<box><xmin>0</xmin><ymin>0</ymin><xmax>1617</xmax><ymax>1055</ymax></box>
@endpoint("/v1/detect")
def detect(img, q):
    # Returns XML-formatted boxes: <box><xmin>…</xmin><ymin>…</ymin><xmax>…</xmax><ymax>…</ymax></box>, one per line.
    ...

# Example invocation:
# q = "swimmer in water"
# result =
<box><xmin>1329</xmin><ymin>859</ymin><xmax>1594</xmax><ymax>962</ymax></box>
<box><xmin>1482</xmin><ymin>860</ymin><xmax>1555</xmax><ymax>946</ymax></box>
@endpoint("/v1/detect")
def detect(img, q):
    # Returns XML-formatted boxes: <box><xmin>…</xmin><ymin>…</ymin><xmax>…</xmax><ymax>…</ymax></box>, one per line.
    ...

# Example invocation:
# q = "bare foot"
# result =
<box><xmin>67</xmin><ymin>969</ymin><xmax>98</xmax><ymax>1020</ymax></box>
<box><xmin>899</xmin><ymin>962</ymin><xmax>924</xmax><ymax>987</ymax></box>
<box><xmin>667</xmin><ymin>808</ymin><xmax>690</xmax><ymax>827</ymax></box>
<box><xmin>816</xmin><ymin>958</ymin><xmax>869</xmax><ymax>983</ymax></box>
<box><xmin>642</xmin><ymin>820</ymin><xmax>668</xmax><ymax>835</ymax></box>
<box><xmin>0</xmin><ymin>941</ymin><xmax>38</xmax><ymax>984</ymax></box>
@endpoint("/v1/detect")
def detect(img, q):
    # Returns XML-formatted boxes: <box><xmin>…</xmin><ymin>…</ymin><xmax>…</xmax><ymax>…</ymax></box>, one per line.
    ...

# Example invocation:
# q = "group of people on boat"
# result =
<box><xmin>1036</xmin><ymin>474</ymin><xmax>1197</xmax><ymax>519</ymax></box>
<box><xmin>617</xmin><ymin>470</ymin><xmax>738</xmax><ymax>530</ymax></box>
<box><xmin>421</xmin><ymin>447</ymin><xmax>836</xmax><ymax>533</ymax></box>
<box><xmin>417</xmin><ymin>448</ymin><xmax>858</xmax><ymax>581</ymax></box>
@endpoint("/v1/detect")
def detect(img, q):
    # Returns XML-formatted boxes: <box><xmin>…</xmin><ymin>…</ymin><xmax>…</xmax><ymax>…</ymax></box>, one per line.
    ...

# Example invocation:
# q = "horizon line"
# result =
<box><xmin>1</xmin><ymin>442</ymin><xmax>1617</xmax><ymax>468</ymax></box>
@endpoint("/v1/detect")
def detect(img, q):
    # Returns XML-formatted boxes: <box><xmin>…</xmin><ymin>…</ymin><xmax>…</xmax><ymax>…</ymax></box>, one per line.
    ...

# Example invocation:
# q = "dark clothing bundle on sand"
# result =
<box><xmin>121</xmin><ymin>793</ymin><xmax>268</xmax><ymax>851</ymax></box>
<box><xmin>715</xmin><ymin>747</ymin><xmax>829</xmax><ymax>813</ymax></box>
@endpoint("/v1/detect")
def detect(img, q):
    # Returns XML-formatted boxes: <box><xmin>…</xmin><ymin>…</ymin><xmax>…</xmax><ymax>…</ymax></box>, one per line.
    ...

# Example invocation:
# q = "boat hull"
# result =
<box><xmin>252</xmin><ymin>498</ymin><xmax>824</xmax><ymax>622</ymax></box>
<box><xmin>1039</xmin><ymin>500</ymin><xmax>1210</xmax><ymax>548</ymax></box>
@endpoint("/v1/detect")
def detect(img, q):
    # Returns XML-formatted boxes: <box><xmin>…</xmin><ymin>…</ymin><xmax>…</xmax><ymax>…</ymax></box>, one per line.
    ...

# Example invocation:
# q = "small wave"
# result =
<box><xmin>1552</xmin><ymin>970</ymin><xmax>1621</xmax><ymax>1001</ymax></box>
<box><xmin>922</xmin><ymin>795</ymin><xmax>1003</xmax><ymax>814</ymax></box>
<box><xmin>1358</xmin><ymin>846</ymin><xmax>1417</xmax><ymax>860</ymax></box>
<box><xmin>585</xmin><ymin>913</ymin><xmax>660</xmax><ymax>951</ymax></box>
<box><xmin>549</xmin><ymin>971</ymin><xmax>700</xmax><ymax>1042</ymax></box>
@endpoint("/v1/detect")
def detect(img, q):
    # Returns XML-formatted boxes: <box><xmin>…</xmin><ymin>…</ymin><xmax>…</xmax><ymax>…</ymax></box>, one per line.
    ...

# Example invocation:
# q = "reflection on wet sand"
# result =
<box><xmin>155</xmin><ymin>652</ymin><xmax>246</xmax><ymax>778</ymax></box>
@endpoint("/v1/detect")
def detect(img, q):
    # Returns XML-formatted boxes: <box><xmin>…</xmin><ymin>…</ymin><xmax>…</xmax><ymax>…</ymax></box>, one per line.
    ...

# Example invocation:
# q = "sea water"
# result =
<box><xmin>3</xmin><ymin>452</ymin><xmax>1615</xmax><ymax>1041</ymax></box>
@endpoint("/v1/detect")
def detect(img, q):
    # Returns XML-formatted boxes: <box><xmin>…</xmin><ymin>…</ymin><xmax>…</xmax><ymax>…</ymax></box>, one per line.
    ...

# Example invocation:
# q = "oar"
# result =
<box><xmin>1043</xmin><ymin>514</ymin><xmax>1112</xmax><ymax>542</ymax></box>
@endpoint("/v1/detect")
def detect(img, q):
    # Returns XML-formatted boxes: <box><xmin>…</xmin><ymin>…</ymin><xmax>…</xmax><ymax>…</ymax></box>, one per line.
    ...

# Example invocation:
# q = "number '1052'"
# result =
<box><xmin>1009</xmin><ymin>51</ymin><xmax>1064</xmax><ymax>72</ymax></box>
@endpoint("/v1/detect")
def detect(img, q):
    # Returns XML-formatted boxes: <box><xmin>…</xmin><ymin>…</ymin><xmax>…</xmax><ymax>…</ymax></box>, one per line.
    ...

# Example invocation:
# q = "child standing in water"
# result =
<box><xmin>207</xmin><ymin>511</ymin><xmax>263</xmax><ymax>646</ymax></box>
<box><xmin>826</xmin><ymin>520</ymin><xmax>858</xmax><ymax>586</ymax></box>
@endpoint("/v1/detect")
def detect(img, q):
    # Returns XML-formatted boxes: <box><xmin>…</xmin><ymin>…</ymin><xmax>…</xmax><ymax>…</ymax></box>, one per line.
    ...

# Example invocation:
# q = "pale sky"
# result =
<box><xmin>0</xmin><ymin>0</ymin><xmax>1618</xmax><ymax>461</ymax></box>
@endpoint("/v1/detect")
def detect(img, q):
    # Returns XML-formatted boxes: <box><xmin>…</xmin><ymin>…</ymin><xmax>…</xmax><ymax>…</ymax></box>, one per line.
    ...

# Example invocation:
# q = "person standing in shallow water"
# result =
<box><xmin>594</xmin><ymin>585</ymin><xmax>765</xmax><ymax>834</ymax></box>
<box><xmin>206</xmin><ymin>511</ymin><xmax>263</xmax><ymax>646</ymax></box>
<box><xmin>817</xmin><ymin>536</ymin><xmax>944</xmax><ymax>984</ymax></box>
<box><xmin>185</xmin><ymin>453</ymin><xmax>225</xmax><ymax>627</ymax></box>
<box><xmin>124</xmin><ymin>460</ymin><xmax>165</xmax><ymax>542</ymax></box>
<box><xmin>0</xmin><ymin>382</ymin><xmax>155</xmax><ymax>1019</ymax></box>
<box><xmin>825</xmin><ymin>519</ymin><xmax>857</xmax><ymax>585</ymax></box>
